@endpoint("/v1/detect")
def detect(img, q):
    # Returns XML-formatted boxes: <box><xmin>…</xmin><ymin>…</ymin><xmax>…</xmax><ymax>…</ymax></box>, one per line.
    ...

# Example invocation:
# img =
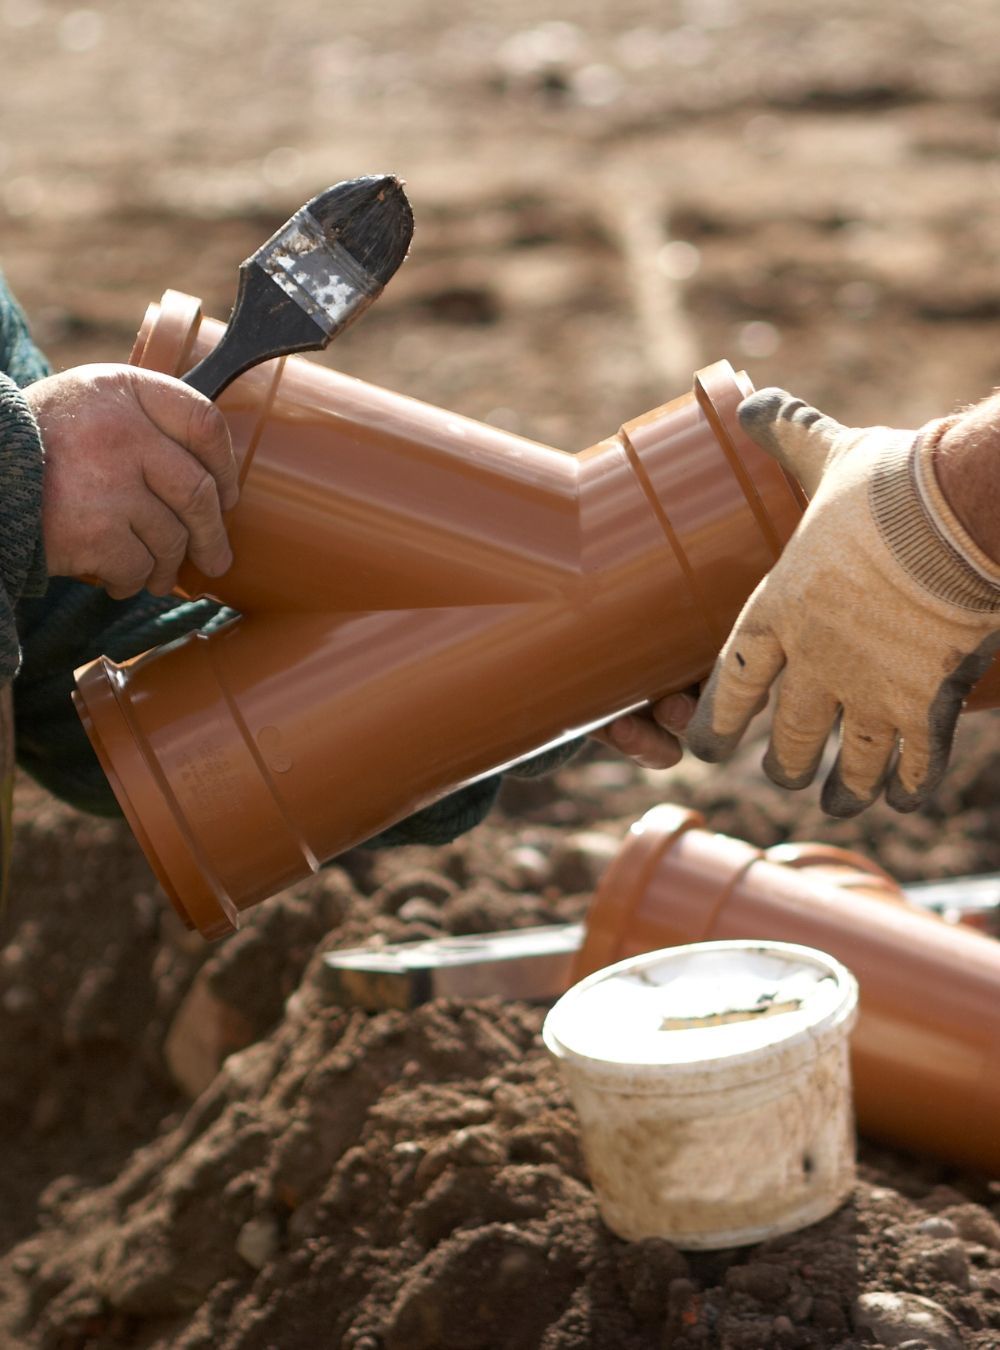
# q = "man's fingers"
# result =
<box><xmin>596</xmin><ymin>712</ymin><xmax>682</xmax><ymax>770</ymax></box>
<box><xmin>101</xmin><ymin>532</ymin><xmax>156</xmax><ymax>600</ymax></box>
<box><xmin>649</xmin><ymin>690</ymin><xmax>697</xmax><ymax>734</ymax></box>
<box><xmin>130</xmin><ymin>498</ymin><xmax>191</xmax><ymax>595</ymax></box>
<box><xmin>685</xmin><ymin>608</ymin><xmax>784</xmax><ymax>763</ymax></box>
<box><xmin>143</xmin><ymin>450</ymin><xmax>234</xmax><ymax>579</ymax></box>
<box><xmin>129</xmin><ymin>369</ymin><xmax>239</xmax><ymax>511</ymax></box>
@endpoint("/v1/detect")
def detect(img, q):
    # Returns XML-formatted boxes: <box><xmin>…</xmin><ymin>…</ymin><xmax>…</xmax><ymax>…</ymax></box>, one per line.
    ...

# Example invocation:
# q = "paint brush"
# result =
<box><xmin>183</xmin><ymin>174</ymin><xmax>414</xmax><ymax>400</ymax></box>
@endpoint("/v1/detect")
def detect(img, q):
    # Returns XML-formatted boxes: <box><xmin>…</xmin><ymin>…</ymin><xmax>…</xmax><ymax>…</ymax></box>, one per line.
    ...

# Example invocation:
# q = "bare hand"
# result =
<box><xmin>27</xmin><ymin>364</ymin><xmax>239</xmax><ymax>598</ymax></box>
<box><xmin>591</xmin><ymin>691</ymin><xmax>696</xmax><ymax>769</ymax></box>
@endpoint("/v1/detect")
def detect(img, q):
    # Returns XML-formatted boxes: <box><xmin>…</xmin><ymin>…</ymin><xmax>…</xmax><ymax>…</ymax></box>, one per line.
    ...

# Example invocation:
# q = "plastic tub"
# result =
<box><xmin>544</xmin><ymin>939</ymin><xmax>859</xmax><ymax>1248</ymax></box>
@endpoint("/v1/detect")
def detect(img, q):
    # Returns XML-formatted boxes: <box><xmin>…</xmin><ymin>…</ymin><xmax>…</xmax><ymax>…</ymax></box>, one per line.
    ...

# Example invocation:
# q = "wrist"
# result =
<box><xmin>932</xmin><ymin>397</ymin><xmax>1000</xmax><ymax>565</ymax></box>
<box><xmin>868</xmin><ymin>424</ymin><xmax>1000</xmax><ymax>613</ymax></box>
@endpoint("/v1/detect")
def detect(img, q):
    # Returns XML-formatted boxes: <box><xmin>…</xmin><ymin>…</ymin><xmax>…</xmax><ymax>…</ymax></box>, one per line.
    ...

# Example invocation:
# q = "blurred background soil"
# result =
<box><xmin>1</xmin><ymin>1</ymin><xmax>1000</xmax><ymax>1346</ymax></box>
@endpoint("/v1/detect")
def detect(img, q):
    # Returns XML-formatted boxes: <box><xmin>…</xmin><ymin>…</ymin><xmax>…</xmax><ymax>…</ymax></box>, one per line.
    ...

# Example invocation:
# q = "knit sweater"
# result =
<box><xmin>0</xmin><ymin>273</ymin><xmax>579</xmax><ymax>842</ymax></box>
<box><xmin>0</xmin><ymin>286</ymin><xmax>49</xmax><ymax>682</ymax></box>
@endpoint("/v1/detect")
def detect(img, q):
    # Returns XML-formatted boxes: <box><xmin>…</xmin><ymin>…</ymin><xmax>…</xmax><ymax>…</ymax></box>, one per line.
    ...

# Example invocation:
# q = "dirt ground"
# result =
<box><xmin>2</xmin><ymin>0</ymin><xmax>1000</xmax><ymax>1346</ymax></box>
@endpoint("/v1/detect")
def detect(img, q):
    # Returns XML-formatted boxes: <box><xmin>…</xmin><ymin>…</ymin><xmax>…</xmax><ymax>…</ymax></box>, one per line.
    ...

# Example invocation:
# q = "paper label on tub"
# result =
<box><xmin>655</xmin><ymin>966</ymin><xmax>835</xmax><ymax>1030</ymax></box>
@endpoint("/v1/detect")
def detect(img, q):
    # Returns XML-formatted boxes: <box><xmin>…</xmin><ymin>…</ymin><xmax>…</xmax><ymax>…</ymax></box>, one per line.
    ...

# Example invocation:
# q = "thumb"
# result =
<box><xmin>738</xmin><ymin>388</ymin><xmax>854</xmax><ymax>497</ymax></box>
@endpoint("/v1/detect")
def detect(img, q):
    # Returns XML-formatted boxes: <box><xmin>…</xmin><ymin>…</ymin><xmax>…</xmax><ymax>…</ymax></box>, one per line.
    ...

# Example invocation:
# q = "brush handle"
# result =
<box><xmin>182</xmin><ymin>262</ymin><xmax>328</xmax><ymax>401</ymax></box>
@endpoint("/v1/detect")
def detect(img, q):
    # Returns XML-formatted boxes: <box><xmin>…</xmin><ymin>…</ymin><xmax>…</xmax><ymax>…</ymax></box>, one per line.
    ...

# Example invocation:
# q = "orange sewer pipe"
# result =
<box><xmin>71</xmin><ymin>289</ymin><xmax>1000</xmax><ymax>939</ymax></box>
<box><xmin>73</xmin><ymin>290</ymin><xmax>807</xmax><ymax>937</ymax></box>
<box><xmin>573</xmin><ymin>804</ymin><xmax>1000</xmax><ymax>1175</ymax></box>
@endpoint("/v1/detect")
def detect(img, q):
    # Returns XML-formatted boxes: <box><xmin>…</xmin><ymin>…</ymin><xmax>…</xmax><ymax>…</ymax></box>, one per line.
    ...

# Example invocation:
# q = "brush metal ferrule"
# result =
<box><xmin>257</xmin><ymin>206</ymin><xmax>381</xmax><ymax>337</ymax></box>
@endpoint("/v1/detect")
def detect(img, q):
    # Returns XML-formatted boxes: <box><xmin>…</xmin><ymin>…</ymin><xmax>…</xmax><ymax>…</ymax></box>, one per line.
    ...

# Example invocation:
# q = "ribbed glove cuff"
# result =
<box><xmin>869</xmin><ymin>422</ymin><xmax>1000</xmax><ymax>614</ymax></box>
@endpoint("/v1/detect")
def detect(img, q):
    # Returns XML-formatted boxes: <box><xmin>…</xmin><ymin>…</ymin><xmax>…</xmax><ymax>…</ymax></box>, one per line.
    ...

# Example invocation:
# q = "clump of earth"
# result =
<box><xmin>1</xmin><ymin>720</ymin><xmax>999</xmax><ymax>1349</ymax></box>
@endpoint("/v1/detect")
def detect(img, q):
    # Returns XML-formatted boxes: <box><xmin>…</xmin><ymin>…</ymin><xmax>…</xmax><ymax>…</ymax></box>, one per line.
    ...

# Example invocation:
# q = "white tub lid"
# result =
<box><xmin>543</xmin><ymin>940</ymin><xmax>858</xmax><ymax>1076</ymax></box>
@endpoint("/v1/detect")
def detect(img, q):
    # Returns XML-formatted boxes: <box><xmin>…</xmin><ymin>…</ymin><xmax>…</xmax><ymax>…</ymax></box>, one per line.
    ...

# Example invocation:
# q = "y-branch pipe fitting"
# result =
<box><xmin>72</xmin><ymin>290</ymin><xmax>805</xmax><ymax>937</ymax></box>
<box><xmin>573</xmin><ymin>804</ymin><xmax>1000</xmax><ymax>1175</ymax></box>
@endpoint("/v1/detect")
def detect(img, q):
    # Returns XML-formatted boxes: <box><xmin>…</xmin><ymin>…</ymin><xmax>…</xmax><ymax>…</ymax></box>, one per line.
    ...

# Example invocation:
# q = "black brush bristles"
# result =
<box><xmin>183</xmin><ymin>174</ymin><xmax>413</xmax><ymax>401</ymax></box>
<box><xmin>304</xmin><ymin>175</ymin><xmax>413</xmax><ymax>286</ymax></box>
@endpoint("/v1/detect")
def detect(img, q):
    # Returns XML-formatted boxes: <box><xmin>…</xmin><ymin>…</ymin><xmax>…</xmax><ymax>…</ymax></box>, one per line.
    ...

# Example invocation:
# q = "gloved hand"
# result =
<box><xmin>685</xmin><ymin>388</ymin><xmax>1000</xmax><ymax>816</ymax></box>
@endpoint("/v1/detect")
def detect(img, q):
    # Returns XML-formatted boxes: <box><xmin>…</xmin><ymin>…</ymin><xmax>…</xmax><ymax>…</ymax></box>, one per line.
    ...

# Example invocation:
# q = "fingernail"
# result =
<box><xmin>208</xmin><ymin>549</ymin><xmax>234</xmax><ymax>577</ymax></box>
<box><xmin>608</xmin><ymin>716</ymin><xmax>636</xmax><ymax>749</ymax></box>
<box><xmin>658</xmin><ymin>693</ymin><xmax>694</xmax><ymax>731</ymax></box>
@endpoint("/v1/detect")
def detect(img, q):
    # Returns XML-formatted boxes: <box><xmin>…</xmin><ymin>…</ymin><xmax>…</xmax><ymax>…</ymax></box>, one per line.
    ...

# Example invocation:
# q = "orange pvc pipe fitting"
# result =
<box><xmin>72</xmin><ymin>290</ymin><xmax>805</xmax><ymax>938</ymax></box>
<box><xmin>574</xmin><ymin>804</ymin><xmax>1000</xmax><ymax>1174</ymax></box>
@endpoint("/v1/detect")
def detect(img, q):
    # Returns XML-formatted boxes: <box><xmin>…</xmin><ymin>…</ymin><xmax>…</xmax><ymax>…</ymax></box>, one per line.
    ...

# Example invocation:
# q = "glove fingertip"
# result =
<box><xmin>820</xmin><ymin>773</ymin><xmax>874</xmax><ymax>819</ymax></box>
<box><xmin>737</xmin><ymin>388</ymin><xmax>794</xmax><ymax>449</ymax></box>
<box><xmin>883</xmin><ymin>781</ymin><xmax>927</xmax><ymax>814</ymax></box>
<box><xmin>761</xmin><ymin>747</ymin><xmax>818</xmax><ymax>792</ymax></box>
<box><xmin>683</xmin><ymin>728</ymin><xmax>732</xmax><ymax>764</ymax></box>
<box><xmin>684</xmin><ymin>701</ymin><xmax>735</xmax><ymax>763</ymax></box>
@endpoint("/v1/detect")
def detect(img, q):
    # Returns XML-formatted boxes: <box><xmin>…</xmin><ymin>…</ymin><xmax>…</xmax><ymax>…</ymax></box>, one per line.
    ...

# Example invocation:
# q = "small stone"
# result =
<box><xmin>396</xmin><ymin>897</ymin><xmax>444</xmax><ymax>927</ymax></box>
<box><xmin>549</xmin><ymin>830</ymin><xmax>619</xmax><ymax>893</ymax></box>
<box><xmin>868</xmin><ymin>1187</ymin><xmax>898</xmax><ymax>1205</ymax></box>
<box><xmin>615</xmin><ymin>1239</ymin><xmax>687</xmax><ymax>1322</ymax></box>
<box><xmin>787</xmin><ymin>1292</ymin><xmax>813</xmax><ymax>1322</ymax></box>
<box><xmin>373</xmin><ymin>871</ymin><xmax>455</xmax><ymax>916</ymax></box>
<box><xmin>810</xmin><ymin>1296</ymin><xmax>846</xmax><ymax>1332</ymax></box>
<box><xmin>235</xmin><ymin>1216</ymin><xmax>281</xmax><ymax>1271</ymax></box>
<box><xmin>506</xmin><ymin>845</ymin><xmax>550</xmax><ymax>891</ymax></box>
<box><xmin>923</xmin><ymin>1185</ymin><xmax>966</xmax><ymax>1211</ymax></box>
<box><xmin>164</xmin><ymin>973</ymin><xmax>256</xmax><ymax>1098</ymax></box>
<box><xmin>905</xmin><ymin>1239</ymin><xmax>970</xmax><ymax>1290</ymax></box>
<box><xmin>917</xmin><ymin>1216</ymin><xmax>957</xmax><ymax>1239</ymax></box>
<box><xmin>1</xmin><ymin>943</ymin><xmax>27</xmax><ymax>972</ymax></box>
<box><xmin>413</xmin><ymin>1124</ymin><xmax>506</xmax><ymax>1190</ymax></box>
<box><xmin>2</xmin><ymin>985</ymin><xmax>37</xmax><ymax>1015</ymax></box>
<box><xmin>666</xmin><ymin>1276</ymin><xmax>699</xmax><ymax>1329</ymax></box>
<box><xmin>978</xmin><ymin>1270</ymin><xmax>1000</xmax><ymax>1296</ymax></box>
<box><xmin>725</xmin><ymin>1261</ymin><xmax>789</xmax><ymax>1304</ymax></box>
<box><xmin>942</xmin><ymin>1204</ymin><xmax>1000</xmax><ymax>1249</ymax></box>
<box><xmin>854</xmin><ymin>1291</ymin><xmax>964</xmax><ymax>1349</ymax></box>
<box><xmin>131</xmin><ymin>889</ymin><xmax>160</xmax><ymax>936</ymax></box>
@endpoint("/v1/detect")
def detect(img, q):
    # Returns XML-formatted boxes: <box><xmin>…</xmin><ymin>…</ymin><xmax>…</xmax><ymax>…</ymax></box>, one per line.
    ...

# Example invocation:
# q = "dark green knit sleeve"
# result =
<box><xmin>0</xmin><ymin>274</ymin><xmax>50</xmax><ymax>684</ymax></box>
<box><xmin>0</xmin><ymin>274</ymin><xmax>51</xmax><ymax>388</ymax></box>
<box><xmin>362</xmin><ymin>739</ymin><xmax>583</xmax><ymax>848</ymax></box>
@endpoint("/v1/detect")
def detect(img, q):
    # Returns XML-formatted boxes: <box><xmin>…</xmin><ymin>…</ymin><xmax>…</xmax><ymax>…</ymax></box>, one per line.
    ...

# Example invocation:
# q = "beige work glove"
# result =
<box><xmin>685</xmin><ymin>389</ymin><xmax>1000</xmax><ymax>817</ymax></box>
